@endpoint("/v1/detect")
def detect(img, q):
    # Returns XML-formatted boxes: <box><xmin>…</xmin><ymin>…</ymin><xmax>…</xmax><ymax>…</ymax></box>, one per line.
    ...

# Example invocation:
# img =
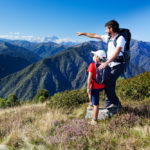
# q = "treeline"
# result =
<box><xmin>0</xmin><ymin>89</ymin><xmax>50</xmax><ymax>108</ymax></box>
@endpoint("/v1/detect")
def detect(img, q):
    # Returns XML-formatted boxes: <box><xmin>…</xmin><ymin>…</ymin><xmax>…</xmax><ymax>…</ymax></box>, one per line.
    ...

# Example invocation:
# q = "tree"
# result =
<box><xmin>33</xmin><ymin>89</ymin><xmax>50</xmax><ymax>103</ymax></box>
<box><xmin>0</xmin><ymin>98</ymin><xmax>7</xmax><ymax>108</ymax></box>
<box><xmin>38</xmin><ymin>96</ymin><xmax>46</xmax><ymax>103</ymax></box>
<box><xmin>7</xmin><ymin>94</ymin><xmax>20</xmax><ymax>107</ymax></box>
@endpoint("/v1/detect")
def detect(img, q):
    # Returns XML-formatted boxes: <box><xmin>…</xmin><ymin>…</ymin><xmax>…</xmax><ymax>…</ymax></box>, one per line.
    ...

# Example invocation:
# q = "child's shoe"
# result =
<box><xmin>88</xmin><ymin>119</ymin><xmax>98</xmax><ymax>125</ymax></box>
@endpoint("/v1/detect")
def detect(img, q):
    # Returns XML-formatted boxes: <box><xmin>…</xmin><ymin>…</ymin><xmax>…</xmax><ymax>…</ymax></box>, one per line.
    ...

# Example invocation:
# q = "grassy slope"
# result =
<box><xmin>0</xmin><ymin>98</ymin><xmax>150</xmax><ymax>150</ymax></box>
<box><xmin>0</xmin><ymin>43</ymin><xmax>95</xmax><ymax>100</ymax></box>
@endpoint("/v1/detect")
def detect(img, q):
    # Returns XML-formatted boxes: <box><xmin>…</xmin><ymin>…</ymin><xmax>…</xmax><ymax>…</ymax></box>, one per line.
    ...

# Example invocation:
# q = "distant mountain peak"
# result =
<box><xmin>0</xmin><ymin>33</ymin><xmax>79</xmax><ymax>46</ymax></box>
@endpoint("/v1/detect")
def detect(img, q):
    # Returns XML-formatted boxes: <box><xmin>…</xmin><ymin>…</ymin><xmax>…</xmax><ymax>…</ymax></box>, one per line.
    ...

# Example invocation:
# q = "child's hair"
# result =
<box><xmin>97</xmin><ymin>56</ymin><xmax>105</xmax><ymax>62</ymax></box>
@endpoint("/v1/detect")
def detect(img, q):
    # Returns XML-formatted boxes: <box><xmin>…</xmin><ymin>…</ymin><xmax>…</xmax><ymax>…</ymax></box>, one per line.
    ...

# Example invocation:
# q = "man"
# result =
<box><xmin>77</xmin><ymin>20</ymin><xmax>126</xmax><ymax>108</ymax></box>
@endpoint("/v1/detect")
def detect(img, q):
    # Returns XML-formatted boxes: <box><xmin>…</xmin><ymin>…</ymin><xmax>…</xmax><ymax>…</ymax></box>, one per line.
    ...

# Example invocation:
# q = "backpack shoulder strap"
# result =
<box><xmin>107</xmin><ymin>34</ymin><xmax>121</xmax><ymax>47</ymax></box>
<box><xmin>107</xmin><ymin>36</ymin><xmax>111</xmax><ymax>45</ymax></box>
<box><xmin>95</xmin><ymin>62</ymin><xmax>100</xmax><ymax>71</ymax></box>
<box><xmin>91</xmin><ymin>62</ymin><xmax>97</xmax><ymax>89</ymax></box>
<box><xmin>113</xmin><ymin>34</ymin><xmax>124</xmax><ymax>55</ymax></box>
<box><xmin>113</xmin><ymin>34</ymin><xmax>120</xmax><ymax>47</ymax></box>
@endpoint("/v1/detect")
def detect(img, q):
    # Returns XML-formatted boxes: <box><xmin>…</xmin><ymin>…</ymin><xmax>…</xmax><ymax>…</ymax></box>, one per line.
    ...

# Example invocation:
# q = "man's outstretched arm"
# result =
<box><xmin>76</xmin><ymin>32</ymin><xmax>102</xmax><ymax>40</ymax></box>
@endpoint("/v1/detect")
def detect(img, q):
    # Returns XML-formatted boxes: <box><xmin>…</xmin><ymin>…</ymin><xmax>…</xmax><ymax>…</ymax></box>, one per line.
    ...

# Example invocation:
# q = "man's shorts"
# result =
<box><xmin>91</xmin><ymin>89</ymin><xmax>103</xmax><ymax>106</ymax></box>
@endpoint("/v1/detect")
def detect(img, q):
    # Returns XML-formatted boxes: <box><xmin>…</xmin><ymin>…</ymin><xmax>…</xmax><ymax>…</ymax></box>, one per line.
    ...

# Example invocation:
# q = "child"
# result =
<box><xmin>87</xmin><ymin>50</ymin><xmax>106</xmax><ymax>125</ymax></box>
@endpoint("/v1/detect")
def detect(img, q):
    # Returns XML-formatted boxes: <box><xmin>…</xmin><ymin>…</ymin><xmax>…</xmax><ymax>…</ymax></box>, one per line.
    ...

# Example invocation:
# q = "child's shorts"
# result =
<box><xmin>91</xmin><ymin>89</ymin><xmax>103</xmax><ymax>106</ymax></box>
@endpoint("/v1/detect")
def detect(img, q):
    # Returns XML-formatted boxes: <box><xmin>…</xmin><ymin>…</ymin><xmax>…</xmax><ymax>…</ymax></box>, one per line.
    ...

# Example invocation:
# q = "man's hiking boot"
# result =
<box><xmin>106</xmin><ymin>104</ymin><xmax>122</xmax><ymax>109</ymax></box>
<box><xmin>106</xmin><ymin>104</ymin><xmax>122</xmax><ymax>116</ymax></box>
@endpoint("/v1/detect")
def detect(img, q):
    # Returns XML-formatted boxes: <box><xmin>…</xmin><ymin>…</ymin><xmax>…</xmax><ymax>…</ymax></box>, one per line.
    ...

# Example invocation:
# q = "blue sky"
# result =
<box><xmin>0</xmin><ymin>0</ymin><xmax>150</xmax><ymax>42</ymax></box>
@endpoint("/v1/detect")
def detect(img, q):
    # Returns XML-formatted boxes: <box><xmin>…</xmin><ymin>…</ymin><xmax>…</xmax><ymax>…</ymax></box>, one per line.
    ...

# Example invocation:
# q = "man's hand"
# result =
<box><xmin>76</xmin><ymin>32</ymin><xmax>84</xmax><ymax>36</ymax></box>
<box><xmin>99</xmin><ymin>62</ymin><xmax>108</xmax><ymax>69</ymax></box>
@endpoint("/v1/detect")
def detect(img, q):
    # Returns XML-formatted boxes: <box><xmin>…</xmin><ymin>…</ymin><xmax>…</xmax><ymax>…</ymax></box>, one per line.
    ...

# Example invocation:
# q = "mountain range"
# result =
<box><xmin>0</xmin><ymin>41</ymin><xmax>42</xmax><ymax>78</ymax></box>
<box><xmin>129</xmin><ymin>40</ymin><xmax>150</xmax><ymax>71</ymax></box>
<box><xmin>0</xmin><ymin>35</ymin><xmax>79</xmax><ymax>46</ymax></box>
<box><xmin>6</xmin><ymin>40</ymin><xmax>70</xmax><ymax>58</ymax></box>
<box><xmin>0</xmin><ymin>41</ymin><xmax>41</xmax><ymax>63</ymax></box>
<box><xmin>0</xmin><ymin>38</ymin><xmax>149</xmax><ymax>100</ymax></box>
<box><xmin>0</xmin><ymin>40</ymin><xmax>150</xmax><ymax>100</ymax></box>
<box><xmin>0</xmin><ymin>54</ymin><xmax>31</xmax><ymax>79</ymax></box>
<box><xmin>0</xmin><ymin>43</ymin><xmax>93</xmax><ymax>100</ymax></box>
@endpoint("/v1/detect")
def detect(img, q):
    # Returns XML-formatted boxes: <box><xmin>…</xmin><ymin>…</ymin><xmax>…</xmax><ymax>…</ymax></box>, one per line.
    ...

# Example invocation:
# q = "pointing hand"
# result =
<box><xmin>76</xmin><ymin>32</ymin><xmax>84</xmax><ymax>36</ymax></box>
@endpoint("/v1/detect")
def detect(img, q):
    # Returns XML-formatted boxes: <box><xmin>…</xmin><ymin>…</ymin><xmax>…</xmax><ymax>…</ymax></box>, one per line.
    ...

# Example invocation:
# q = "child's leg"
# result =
<box><xmin>88</xmin><ymin>93</ymin><xmax>92</xmax><ymax>105</ymax></box>
<box><xmin>87</xmin><ymin>93</ymin><xmax>93</xmax><ymax>110</ymax></box>
<box><xmin>93</xmin><ymin>105</ymin><xmax>99</xmax><ymax>120</ymax></box>
<box><xmin>91</xmin><ymin>89</ymin><xmax>100</xmax><ymax>120</ymax></box>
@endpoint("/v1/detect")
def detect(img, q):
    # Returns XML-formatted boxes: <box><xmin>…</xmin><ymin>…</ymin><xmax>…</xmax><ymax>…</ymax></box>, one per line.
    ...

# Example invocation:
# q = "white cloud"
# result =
<box><xmin>0</xmin><ymin>35</ymin><xmax>9</xmax><ymax>38</ymax></box>
<box><xmin>55</xmin><ymin>38</ymin><xmax>75</xmax><ymax>43</ymax></box>
<box><xmin>14</xmin><ymin>32</ymin><xmax>20</xmax><ymax>35</ymax></box>
<box><xmin>0</xmin><ymin>32</ymin><xmax>80</xmax><ymax>45</ymax></box>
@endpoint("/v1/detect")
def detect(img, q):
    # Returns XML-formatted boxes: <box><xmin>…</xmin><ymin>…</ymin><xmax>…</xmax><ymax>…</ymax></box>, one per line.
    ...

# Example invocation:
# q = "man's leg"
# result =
<box><xmin>104</xmin><ymin>64</ymin><xmax>125</xmax><ymax>107</ymax></box>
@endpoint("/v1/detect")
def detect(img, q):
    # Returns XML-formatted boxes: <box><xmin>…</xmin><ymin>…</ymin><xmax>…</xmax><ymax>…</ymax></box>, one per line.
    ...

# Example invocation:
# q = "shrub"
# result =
<box><xmin>49</xmin><ymin>88</ymin><xmax>89</xmax><ymax>109</ymax></box>
<box><xmin>0</xmin><ymin>98</ymin><xmax>7</xmax><ymax>108</ymax></box>
<box><xmin>33</xmin><ymin>89</ymin><xmax>50</xmax><ymax>103</ymax></box>
<box><xmin>7</xmin><ymin>94</ymin><xmax>20</xmax><ymax>107</ymax></box>
<box><xmin>38</xmin><ymin>96</ymin><xmax>46</xmax><ymax>103</ymax></box>
<box><xmin>117</xmin><ymin>72</ymin><xmax>150</xmax><ymax>100</ymax></box>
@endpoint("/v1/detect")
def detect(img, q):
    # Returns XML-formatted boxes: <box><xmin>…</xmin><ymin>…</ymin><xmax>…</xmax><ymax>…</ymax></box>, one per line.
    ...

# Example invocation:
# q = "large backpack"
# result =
<box><xmin>107</xmin><ymin>28</ymin><xmax>131</xmax><ymax>64</ymax></box>
<box><xmin>93</xmin><ymin>63</ymin><xmax>111</xmax><ymax>85</ymax></box>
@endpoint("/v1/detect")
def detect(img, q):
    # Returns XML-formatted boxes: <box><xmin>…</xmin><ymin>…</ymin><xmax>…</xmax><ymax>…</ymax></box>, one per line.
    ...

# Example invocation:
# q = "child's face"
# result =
<box><xmin>93</xmin><ymin>54</ymin><xmax>100</xmax><ymax>62</ymax></box>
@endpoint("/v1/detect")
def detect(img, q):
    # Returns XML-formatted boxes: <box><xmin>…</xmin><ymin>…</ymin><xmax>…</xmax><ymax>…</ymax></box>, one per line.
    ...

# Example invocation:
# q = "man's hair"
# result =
<box><xmin>105</xmin><ymin>20</ymin><xmax>120</xmax><ymax>33</ymax></box>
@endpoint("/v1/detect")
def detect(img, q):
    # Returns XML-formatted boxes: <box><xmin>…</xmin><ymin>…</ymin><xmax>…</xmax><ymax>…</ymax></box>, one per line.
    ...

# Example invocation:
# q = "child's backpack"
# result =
<box><xmin>94</xmin><ymin>63</ymin><xmax>111</xmax><ymax>84</ymax></box>
<box><xmin>107</xmin><ymin>28</ymin><xmax>131</xmax><ymax>64</ymax></box>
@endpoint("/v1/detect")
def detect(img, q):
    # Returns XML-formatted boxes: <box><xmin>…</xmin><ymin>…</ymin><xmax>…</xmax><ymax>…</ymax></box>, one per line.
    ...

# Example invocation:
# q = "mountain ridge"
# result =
<box><xmin>0</xmin><ymin>41</ymin><xmax>41</xmax><ymax>63</ymax></box>
<box><xmin>4</xmin><ymin>40</ymin><xmax>70</xmax><ymax>58</ymax></box>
